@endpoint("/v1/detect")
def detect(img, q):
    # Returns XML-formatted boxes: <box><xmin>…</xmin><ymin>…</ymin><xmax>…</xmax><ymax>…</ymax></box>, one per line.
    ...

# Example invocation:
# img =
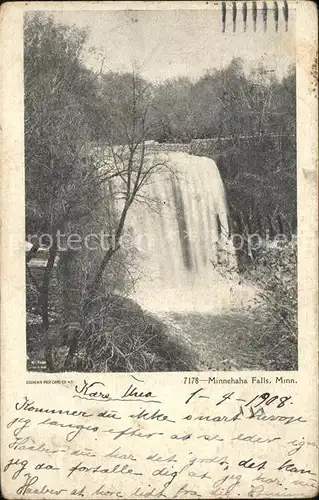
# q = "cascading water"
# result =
<box><xmin>121</xmin><ymin>150</ymin><xmax>256</xmax><ymax>313</ymax></box>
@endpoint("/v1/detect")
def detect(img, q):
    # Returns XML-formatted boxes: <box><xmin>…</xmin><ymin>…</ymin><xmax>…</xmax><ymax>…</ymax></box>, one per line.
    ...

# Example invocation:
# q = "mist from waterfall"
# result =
<box><xmin>120</xmin><ymin>151</ymin><xmax>255</xmax><ymax>312</ymax></box>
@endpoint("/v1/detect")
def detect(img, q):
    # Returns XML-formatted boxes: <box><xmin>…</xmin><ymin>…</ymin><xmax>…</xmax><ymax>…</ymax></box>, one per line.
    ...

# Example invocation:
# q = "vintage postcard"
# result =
<box><xmin>1</xmin><ymin>1</ymin><xmax>318</xmax><ymax>498</ymax></box>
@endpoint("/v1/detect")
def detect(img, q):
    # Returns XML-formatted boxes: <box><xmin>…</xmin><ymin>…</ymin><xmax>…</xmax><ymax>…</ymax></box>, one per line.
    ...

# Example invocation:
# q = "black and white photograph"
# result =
<box><xmin>25</xmin><ymin>5</ymin><xmax>297</xmax><ymax>374</ymax></box>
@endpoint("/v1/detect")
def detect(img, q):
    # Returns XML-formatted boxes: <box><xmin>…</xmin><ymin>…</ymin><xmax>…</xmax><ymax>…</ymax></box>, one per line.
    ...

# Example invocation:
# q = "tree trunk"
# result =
<box><xmin>63</xmin><ymin>207</ymin><xmax>129</xmax><ymax>370</ymax></box>
<box><xmin>60</xmin><ymin>250</ymin><xmax>83</xmax><ymax>371</ymax></box>
<box><xmin>87</xmin><ymin>202</ymin><xmax>130</xmax><ymax>295</ymax></box>
<box><xmin>40</xmin><ymin>237</ymin><xmax>57</xmax><ymax>372</ymax></box>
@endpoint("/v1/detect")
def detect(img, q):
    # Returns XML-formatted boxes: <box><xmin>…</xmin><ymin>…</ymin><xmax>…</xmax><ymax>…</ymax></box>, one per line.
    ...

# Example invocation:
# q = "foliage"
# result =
<box><xmin>213</xmin><ymin>239</ymin><xmax>297</xmax><ymax>371</ymax></box>
<box><xmin>249</xmin><ymin>241</ymin><xmax>297</xmax><ymax>341</ymax></box>
<box><xmin>249</xmin><ymin>241</ymin><xmax>297</xmax><ymax>370</ymax></box>
<box><xmin>24</xmin><ymin>13</ymin><xmax>96</xmax><ymax>237</ymax></box>
<box><xmin>25</xmin><ymin>14</ymin><xmax>172</xmax><ymax>371</ymax></box>
<box><xmin>150</xmin><ymin>59</ymin><xmax>296</xmax><ymax>232</ymax></box>
<box><xmin>27</xmin><ymin>288</ymin><xmax>201</xmax><ymax>372</ymax></box>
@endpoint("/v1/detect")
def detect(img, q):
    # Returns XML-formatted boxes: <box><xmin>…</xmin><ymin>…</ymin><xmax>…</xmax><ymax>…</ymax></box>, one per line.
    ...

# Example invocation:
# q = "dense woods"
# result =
<box><xmin>25</xmin><ymin>14</ymin><xmax>297</xmax><ymax>372</ymax></box>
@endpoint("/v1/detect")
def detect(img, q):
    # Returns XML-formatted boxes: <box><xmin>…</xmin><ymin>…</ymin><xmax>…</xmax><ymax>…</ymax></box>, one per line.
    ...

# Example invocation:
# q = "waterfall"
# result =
<box><xmin>120</xmin><ymin>150</ymin><xmax>255</xmax><ymax>313</ymax></box>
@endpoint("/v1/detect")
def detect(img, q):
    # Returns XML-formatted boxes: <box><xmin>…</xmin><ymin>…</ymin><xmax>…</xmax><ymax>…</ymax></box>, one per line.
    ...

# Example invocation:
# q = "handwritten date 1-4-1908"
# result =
<box><xmin>184</xmin><ymin>388</ymin><xmax>293</xmax><ymax>409</ymax></box>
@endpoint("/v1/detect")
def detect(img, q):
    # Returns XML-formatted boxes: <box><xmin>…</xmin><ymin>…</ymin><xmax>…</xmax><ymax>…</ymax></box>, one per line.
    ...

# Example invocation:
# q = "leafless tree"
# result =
<box><xmin>63</xmin><ymin>71</ymin><xmax>170</xmax><ymax>370</ymax></box>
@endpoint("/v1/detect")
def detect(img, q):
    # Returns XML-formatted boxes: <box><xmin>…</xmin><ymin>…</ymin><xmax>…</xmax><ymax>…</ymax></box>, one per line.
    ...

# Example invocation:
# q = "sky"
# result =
<box><xmin>50</xmin><ymin>7</ymin><xmax>296</xmax><ymax>83</ymax></box>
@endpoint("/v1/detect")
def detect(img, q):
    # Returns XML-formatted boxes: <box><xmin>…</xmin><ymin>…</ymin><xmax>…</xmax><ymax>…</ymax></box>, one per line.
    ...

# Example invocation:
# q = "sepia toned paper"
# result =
<box><xmin>0</xmin><ymin>1</ymin><xmax>318</xmax><ymax>498</ymax></box>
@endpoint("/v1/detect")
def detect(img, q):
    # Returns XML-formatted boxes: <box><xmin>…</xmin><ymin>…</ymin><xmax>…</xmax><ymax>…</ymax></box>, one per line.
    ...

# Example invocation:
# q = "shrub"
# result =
<box><xmin>249</xmin><ymin>240</ymin><xmax>297</xmax><ymax>339</ymax></box>
<box><xmin>212</xmin><ymin>237</ymin><xmax>297</xmax><ymax>370</ymax></box>
<box><xmin>72</xmin><ymin>293</ymin><xmax>202</xmax><ymax>372</ymax></box>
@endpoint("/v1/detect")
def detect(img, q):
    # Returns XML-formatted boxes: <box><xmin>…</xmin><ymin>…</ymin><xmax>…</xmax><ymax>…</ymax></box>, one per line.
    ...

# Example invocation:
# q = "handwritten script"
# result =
<box><xmin>2</xmin><ymin>378</ymin><xmax>318</xmax><ymax>498</ymax></box>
